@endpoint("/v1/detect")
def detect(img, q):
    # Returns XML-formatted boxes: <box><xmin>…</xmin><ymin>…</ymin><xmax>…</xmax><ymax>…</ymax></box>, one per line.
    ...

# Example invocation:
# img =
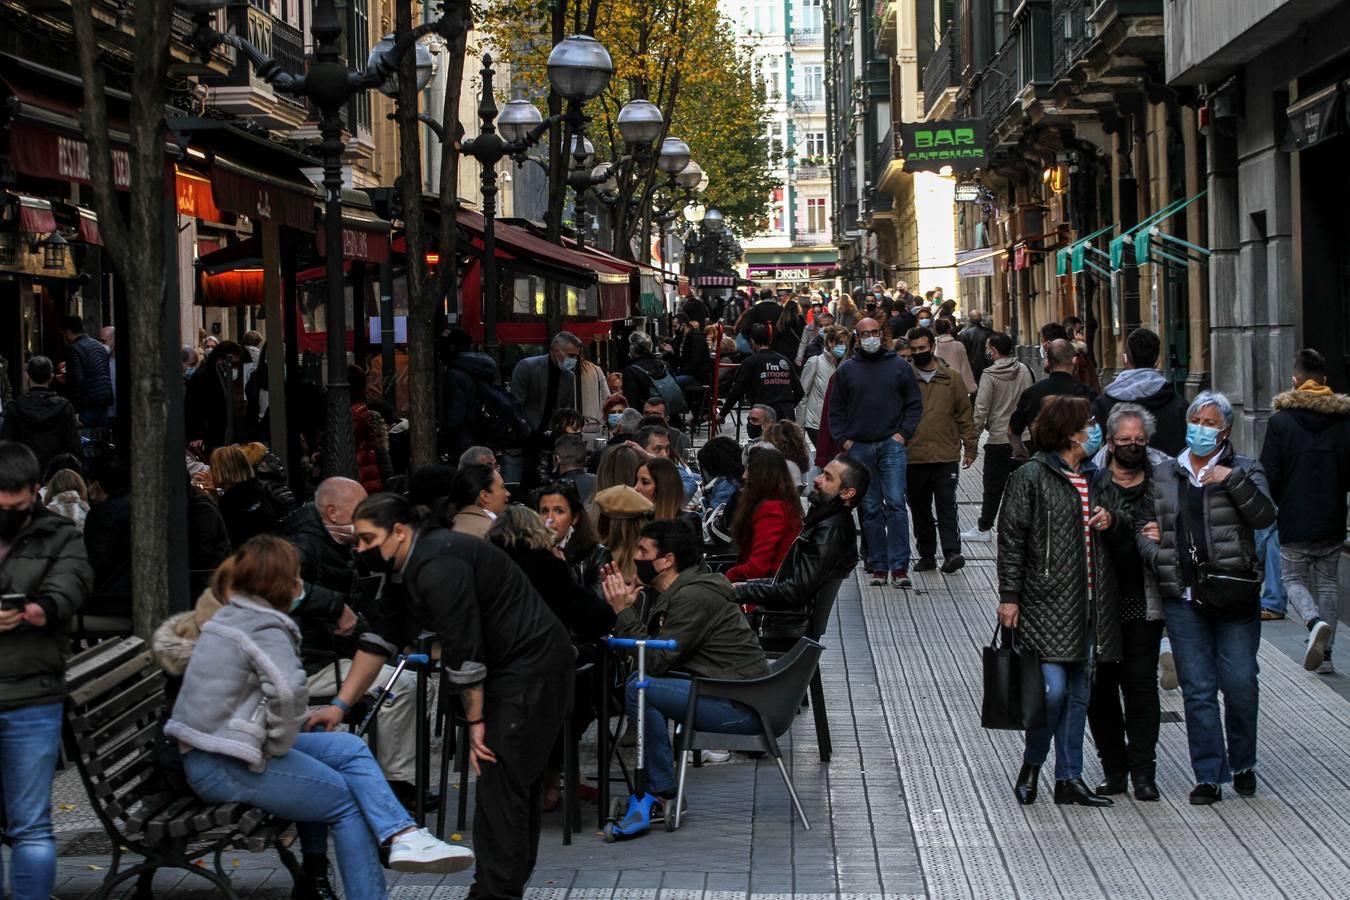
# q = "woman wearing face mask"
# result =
<box><xmin>800</xmin><ymin>326</ymin><xmax>850</xmax><ymax>445</ymax></box>
<box><xmin>1137</xmin><ymin>391</ymin><xmax>1276</xmax><ymax>805</ymax></box>
<box><xmin>1085</xmin><ymin>403</ymin><xmax>1167</xmax><ymax>803</ymax></box>
<box><xmin>166</xmin><ymin>536</ymin><xmax>472</xmax><ymax>899</ymax></box>
<box><xmin>449</xmin><ymin>463</ymin><xmax>511</xmax><ymax>539</ymax></box>
<box><xmin>997</xmin><ymin>395</ymin><xmax>1125</xmax><ymax>808</ymax></box>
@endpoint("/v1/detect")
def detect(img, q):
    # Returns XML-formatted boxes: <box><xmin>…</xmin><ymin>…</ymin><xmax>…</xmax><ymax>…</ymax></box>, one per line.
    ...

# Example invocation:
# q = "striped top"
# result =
<box><xmin>1065</xmin><ymin>470</ymin><xmax>1093</xmax><ymax>593</ymax></box>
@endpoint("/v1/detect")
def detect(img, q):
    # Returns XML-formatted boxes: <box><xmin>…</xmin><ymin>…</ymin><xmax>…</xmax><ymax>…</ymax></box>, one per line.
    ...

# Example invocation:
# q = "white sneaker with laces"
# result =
<box><xmin>1318</xmin><ymin>657</ymin><xmax>1336</xmax><ymax>675</ymax></box>
<box><xmin>1305</xmin><ymin>620</ymin><xmax>1333</xmax><ymax>672</ymax></box>
<box><xmin>960</xmin><ymin>528</ymin><xmax>993</xmax><ymax>542</ymax></box>
<box><xmin>388</xmin><ymin>827</ymin><xmax>474</xmax><ymax>873</ymax></box>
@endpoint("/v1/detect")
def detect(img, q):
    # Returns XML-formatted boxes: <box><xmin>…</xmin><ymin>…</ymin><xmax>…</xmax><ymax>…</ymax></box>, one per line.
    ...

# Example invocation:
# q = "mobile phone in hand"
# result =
<box><xmin>0</xmin><ymin>595</ymin><xmax>26</xmax><ymax>613</ymax></box>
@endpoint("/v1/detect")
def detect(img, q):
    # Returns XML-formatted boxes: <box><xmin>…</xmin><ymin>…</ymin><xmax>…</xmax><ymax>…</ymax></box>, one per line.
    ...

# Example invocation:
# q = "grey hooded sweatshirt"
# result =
<box><xmin>164</xmin><ymin>594</ymin><xmax>309</xmax><ymax>772</ymax></box>
<box><xmin>973</xmin><ymin>356</ymin><xmax>1034</xmax><ymax>445</ymax></box>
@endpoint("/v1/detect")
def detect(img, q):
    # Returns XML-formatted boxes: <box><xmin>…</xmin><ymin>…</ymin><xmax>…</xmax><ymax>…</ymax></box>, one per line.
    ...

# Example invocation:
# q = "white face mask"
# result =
<box><xmin>860</xmin><ymin>336</ymin><xmax>882</xmax><ymax>354</ymax></box>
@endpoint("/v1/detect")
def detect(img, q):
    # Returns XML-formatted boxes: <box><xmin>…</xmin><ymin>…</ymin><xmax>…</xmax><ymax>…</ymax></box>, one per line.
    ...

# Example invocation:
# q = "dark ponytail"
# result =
<box><xmin>354</xmin><ymin>492</ymin><xmax>428</xmax><ymax>532</ymax></box>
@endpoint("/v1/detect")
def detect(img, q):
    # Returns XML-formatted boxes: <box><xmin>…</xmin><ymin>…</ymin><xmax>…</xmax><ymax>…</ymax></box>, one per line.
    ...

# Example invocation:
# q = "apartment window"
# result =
<box><xmin>350</xmin><ymin>0</ymin><xmax>372</xmax><ymax>135</ymax></box>
<box><xmin>806</xmin><ymin>197</ymin><xmax>827</xmax><ymax>233</ymax></box>
<box><xmin>798</xmin><ymin>0</ymin><xmax>824</xmax><ymax>34</ymax></box>
<box><xmin>772</xmin><ymin>188</ymin><xmax>785</xmax><ymax>232</ymax></box>
<box><xmin>804</xmin><ymin>131</ymin><xmax>826</xmax><ymax>157</ymax></box>
<box><xmin>992</xmin><ymin>0</ymin><xmax>1011</xmax><ymax>47</ymax></box>
<box><xmin>798</xmin><ymin>64</ymin><xmax>824</xmax><ymax>101</ymax></box>
<box><xmin>768</xmin><ymin>121</ymin><xmax>784</xmax><ymax>160</ymax></box>
<box><xmin>763</xmin><ymin>55</ymin><xmax>782</xmax><ymax>99</ymax></box>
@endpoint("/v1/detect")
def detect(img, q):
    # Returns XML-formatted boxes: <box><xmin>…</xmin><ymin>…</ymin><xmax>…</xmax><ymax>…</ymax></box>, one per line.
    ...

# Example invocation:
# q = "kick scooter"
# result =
<box><xmin>602</xmin><ymin>637</ymin><xmax>677</xmax><ymax>842</ymax></box>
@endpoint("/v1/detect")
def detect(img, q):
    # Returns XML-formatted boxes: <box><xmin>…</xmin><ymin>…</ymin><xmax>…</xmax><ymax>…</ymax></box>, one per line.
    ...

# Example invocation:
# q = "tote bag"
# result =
<box><xmin>981</xmin><ymin>623</ymin><xmax>1046</xmax><ymax>731</ymax></box>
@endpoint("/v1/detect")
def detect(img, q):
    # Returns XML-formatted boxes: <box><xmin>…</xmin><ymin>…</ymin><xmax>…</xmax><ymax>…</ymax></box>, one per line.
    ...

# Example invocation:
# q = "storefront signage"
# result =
<box><xmin>8</xmin><ymin>125</ymin><xmax>131</xmax><ymax>190</ymax></box>
<box><xmin>1283</xmin><ymin>84</ymin><xmax>1343</xmax><ymax>151</ymax></box>
<box><xmin>899</xmin><ymin>119</ymin><xmax>987</xmax><ymax>173</ymax></box>
<box><xmin>746</xmin><ymin>263</ymin><xmax>835</xmax><ymax>281</ymax></box>
<box><xmin>956</xmin><ymin>248</ymin><xmax>995</xmax><ymax>278</ymax></box>
<box><xmin>211</xmin><ymin>167</ymin><xmax>314</xmax><ymax>232</ymax></box>
<box><xmin>954</xmin><ymin>183</ymin><xmax>981</xmax><ymax>202</ymax></box>
<box><xmin>316</xmin><ymin>223</ymin><xmax>391</xmax><ymax>264</ymax></box>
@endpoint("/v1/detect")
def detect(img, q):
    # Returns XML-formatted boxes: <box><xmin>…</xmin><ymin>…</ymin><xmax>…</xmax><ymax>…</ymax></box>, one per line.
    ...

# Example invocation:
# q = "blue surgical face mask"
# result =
<box><xmin>607</xmin><ymin>412</ymin><xmax>621</xmax><ymax>428</ymax></box>
<box><xmin>832</xmin><ymin>344</ymin><xmax>847</xmax><ymax>359</ymax></box>
<box><xmin>1186</xmin><ymin>422</ymin><xmax>1222</xmax><ymax>457</ymax></box>
<box><xmin>918</xmin><ymin>318</ymin><xmax>932</xmax><ymax>328</ymax></box>
<box><xmin>289</xmin><ymin>586</ymin><xmax>306</xmax><ymax>613</ymax></box>
<box><xmin>559</xmin><ymin>356</ymin><xmax>578</xmax><ymax>373</ymax></box>
<box><xmin>1080</xmin><ymin>423</ymin><xmax>1103</xmax><ymax>457</ymax></box>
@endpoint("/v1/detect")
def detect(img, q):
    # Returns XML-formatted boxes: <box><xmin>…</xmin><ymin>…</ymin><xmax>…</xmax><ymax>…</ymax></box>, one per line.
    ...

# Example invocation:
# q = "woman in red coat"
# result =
<box><xmin>724</xmin><ymin>446</ymin><xmax>803</xmax><ymax>583</ymax></box>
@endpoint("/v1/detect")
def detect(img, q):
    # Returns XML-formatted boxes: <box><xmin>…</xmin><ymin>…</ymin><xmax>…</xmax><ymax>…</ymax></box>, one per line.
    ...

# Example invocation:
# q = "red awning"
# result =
<box><xmin>210</xmin><ymin>158</ymin><xmax>316</xmax><ymax>232</ymax></box>
<box><xmin>74</xmin><ymin>206</ymin><xmax>100</xmax><ymax>245</ymax></box>
<box><xmin>198</xmin><ymin>269</ymin><xmax>264</xmax><ymax>308</ymax></box>
<box><xmin>177</xmin><ymin>168</ymin><xmax>223</xmax><ymax>221</ymax></box>
<box><xmin>315</xmin><ymin>205</ymin><xmax>391</xmax><ymax>264</ymax></box>
<box><xmin>13</xmin><ymin>194</ymin><xmax>56</xmax><ymax>234</ymax></box>
<box><xmin>393</xmin><ymin>209</ymin><xmax>598</xmax><ymax>287</ymax></box>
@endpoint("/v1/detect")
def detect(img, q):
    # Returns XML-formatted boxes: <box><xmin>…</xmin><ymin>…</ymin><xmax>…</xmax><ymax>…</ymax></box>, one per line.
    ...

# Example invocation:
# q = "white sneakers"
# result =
<box><xmin>388</xmin><ymin>827</ymin><xmax>475</xmax><ymax>873</ymax></box>
<box><xmin>1159</xmin><ymin>639</ymin><xmax>1178</xmax><ymax>691</ymax></box>
<box><xmin>960</xmin><ymin>527</ymin><xmax>994</xmax><ymax>542</ymax></box>
<box><xmin>1305</xmin><ymin>620</ymin><xmax>1334</xmax><ymax>672</ymax></box>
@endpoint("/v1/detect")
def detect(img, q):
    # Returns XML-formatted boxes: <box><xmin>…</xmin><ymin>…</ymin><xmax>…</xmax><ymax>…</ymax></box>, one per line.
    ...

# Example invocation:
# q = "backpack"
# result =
<box><xmin>471</xmin><ymin>380</ymin><xmax>532</xmax><ymax>449</ymax></box>
<box><xmin>642</xmin><ymin>362</ymin><xmax>688</xmax><ymax>416</ymax></box>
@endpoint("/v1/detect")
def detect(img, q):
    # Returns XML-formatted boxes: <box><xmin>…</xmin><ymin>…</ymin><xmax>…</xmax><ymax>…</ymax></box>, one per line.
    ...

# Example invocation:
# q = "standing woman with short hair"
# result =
<box><xmin>1138</xmin><ymin>390</ymin><xmax>1276</xmax><ymax>804</ymax></box>
<box><xmin>997</xmin><ymin>395</ymin><xmax>1125</xmax><ymax>808</ymax></box>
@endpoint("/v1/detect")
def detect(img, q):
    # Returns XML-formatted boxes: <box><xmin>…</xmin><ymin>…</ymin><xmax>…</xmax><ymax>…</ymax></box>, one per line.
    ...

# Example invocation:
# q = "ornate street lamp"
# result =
<box><xmin>41</xmin><ymin>231</ymin><xmax>68</xmax><ymax>270</ymax></box>
<box><xmin>656</xmin><ymin>137</ymin><xmax>692</xmax><ymax>176</ymax></box>
<box><xmin>547</xmin><ymin>35</ymin><xmax>614</xmax><ymax>103</ymax></box>
<box><xmin>178</xmin><ymin>0</ymin><xmax>464</xmax><ymax>479</ymax></box>
<box><xmin>462</xmin><ymin>54</ymin><xmax>574</xmax><ymax>359</ymax></box>
<box><xmin>617</xmin><ymin>100</ymin><xmax>664</xmax><ymax>146</ymax></box>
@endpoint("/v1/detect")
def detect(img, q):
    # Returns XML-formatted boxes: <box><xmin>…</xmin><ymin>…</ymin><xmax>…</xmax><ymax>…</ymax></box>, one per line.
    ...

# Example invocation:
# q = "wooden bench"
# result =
<box><xmin>64</xmin><ymin>637</ymin><xmax>299</xmax><ymax>899</ymax></box>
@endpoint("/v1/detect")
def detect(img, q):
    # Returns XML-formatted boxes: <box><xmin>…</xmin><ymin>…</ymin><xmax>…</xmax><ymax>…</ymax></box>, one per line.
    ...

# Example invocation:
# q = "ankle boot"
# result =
<box><xmin>1014</xmin><ymin>764</ymin><xmax>1039</xmax><ymax>805</ymax></box>
<box><xmin>293</xmin><ymin>854</ymin><xmax>339</xmax><ymax>900</ymax></box>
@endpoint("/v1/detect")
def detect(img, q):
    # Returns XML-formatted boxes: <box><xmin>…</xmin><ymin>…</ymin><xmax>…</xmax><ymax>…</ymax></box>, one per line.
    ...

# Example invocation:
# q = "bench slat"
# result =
<box><xmin>66</xmin><ymin>637</ymin><xmax>145</xmax><ymax>693</ymax></box>
<box><xmin>68</xmin><ymin>651</ymin><xmax>156</xmax><ymax>709</ymax></box>
<box><xmin>145</xmin><ymin>797</ymin><xmax>199</xmax><ymax>843</ymax></box>
<box><xmin>71</xmin><ymin>673</ymin><xmax>165</xmax><ymax>742</ymax></box>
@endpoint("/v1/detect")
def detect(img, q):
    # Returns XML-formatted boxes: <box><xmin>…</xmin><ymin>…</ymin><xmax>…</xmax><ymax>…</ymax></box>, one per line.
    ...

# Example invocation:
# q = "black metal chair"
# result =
<box><xmin>751</xmin><ymin>576</ymin><xmax>846</xmax><ymax>762</ymax></box>
<box><xmin>669</xmin><ymin>637</ymin><xmax>824</xmax><ymax>831</ymax></box>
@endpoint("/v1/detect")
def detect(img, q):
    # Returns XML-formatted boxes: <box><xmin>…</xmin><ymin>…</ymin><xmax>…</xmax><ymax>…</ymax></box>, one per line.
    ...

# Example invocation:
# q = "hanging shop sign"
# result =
<box><xmin>899</xmin><ymin>119</ymin><xmax>987</xmax><ymax>173</ymax></box>
<box><xmin>956</xmin><ymin>248</ymin><xmax>996</xmax><ymax>278</ymax></box>
<box><xmin>954</xmin><ymin>183</ymin><xmax>981</xmax><ymax>202</ymax></box>
<box><xmin>1282</xmin><ymin>84</ymin><xmax>1343</xmax><ymax>151</ymax></box>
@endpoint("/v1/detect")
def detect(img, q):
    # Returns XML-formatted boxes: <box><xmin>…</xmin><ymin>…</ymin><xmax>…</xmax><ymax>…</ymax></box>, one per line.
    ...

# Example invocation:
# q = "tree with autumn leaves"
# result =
<box><xmin>482</xmin><ymin>0</ymin><xmax>778</xmax><ymax>255</ymax></box>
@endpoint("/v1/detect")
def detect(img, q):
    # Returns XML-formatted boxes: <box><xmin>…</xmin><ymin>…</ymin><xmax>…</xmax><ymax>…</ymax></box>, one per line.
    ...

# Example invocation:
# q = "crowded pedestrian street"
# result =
<box><xmin>39</xmin><ymin>451</ymin><xmax>1350</xmax><ymax>899</ymax></box>
<box><xmin>4</xmin><ymin>0</ymin><xmax>1350</xmax><ymax>898</ymax></box>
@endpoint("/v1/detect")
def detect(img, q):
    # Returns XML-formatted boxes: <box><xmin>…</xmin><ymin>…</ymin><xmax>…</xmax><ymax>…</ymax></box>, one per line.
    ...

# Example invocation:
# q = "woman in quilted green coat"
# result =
<box><xmin>997</xmin><ymin>395</ymin><xmax>1126</xmax><ymax>808</ymax></box>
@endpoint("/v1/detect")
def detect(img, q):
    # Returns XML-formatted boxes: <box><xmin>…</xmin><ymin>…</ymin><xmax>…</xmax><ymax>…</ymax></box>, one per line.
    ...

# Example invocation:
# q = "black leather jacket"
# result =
<box><xmin>734</xmin><ymin>498</ymin><xmax>858</xmax><ymax>640</ymax></box>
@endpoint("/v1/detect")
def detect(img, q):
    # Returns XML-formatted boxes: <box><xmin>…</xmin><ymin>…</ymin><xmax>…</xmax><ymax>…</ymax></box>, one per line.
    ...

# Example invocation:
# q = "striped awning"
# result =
<box><xmin>695</xmin><ymin>275</ymin><xmax>736</xmax><ymax>286</ymax></box>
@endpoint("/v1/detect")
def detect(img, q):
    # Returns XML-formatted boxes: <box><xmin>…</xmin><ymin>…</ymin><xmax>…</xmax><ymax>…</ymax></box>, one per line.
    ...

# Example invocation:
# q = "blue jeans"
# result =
<box><xmin>1256</xmin><ymin>525</ymin><xmax>1286</xmax><ymax>614</ymax></box>
<box><xmin>849</xmin><ymin>437</ymin><xmax>910</xmax><ymax>571</ymax></box>
<box><xmin>1163</xmin><ymin>598</ymin><xmax>1260</xmax><ymax>785</ymax></box>
<box><xmin>626</xmin><ymin>674</ymin><xmax>760</xmax><ymax>796</ymax></box>
<box><xmin>0</xmin><ymin>702</ymin><xmax>63</xmax><ymax>900</ymax></box>
<box><xmin>1022</xmin><ymin>661</ymin><xmax>1091</xmax><ymax>780</ymax></box>
<box><xmin>183</xmin><ymin>731</ymin><xmax>413</xmax><ymax>899</ymax></box>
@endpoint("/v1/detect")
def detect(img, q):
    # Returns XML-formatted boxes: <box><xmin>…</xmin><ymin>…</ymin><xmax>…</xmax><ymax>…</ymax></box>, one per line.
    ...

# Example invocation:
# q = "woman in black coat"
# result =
<box><xmin>535</xmin><ymin>481</ymin><xmax>612</xmax><ymax>604</ymax></box>
<box><xmin>996</xmin><ymin>395</ymin><xmax>1125</xmax><ymax>809</ymax></box>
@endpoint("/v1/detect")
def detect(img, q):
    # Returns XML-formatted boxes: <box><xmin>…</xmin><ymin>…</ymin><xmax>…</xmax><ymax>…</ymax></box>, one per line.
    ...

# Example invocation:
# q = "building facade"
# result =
<box><xmin>1168</xmin><ymin>0</ymin><xmax>1350</xmax><ymax>452</ymax></box>
<box><xmin>727</xmin><ymin>0</ymin><xmax>839</xmax><ymax>289</ymax></box>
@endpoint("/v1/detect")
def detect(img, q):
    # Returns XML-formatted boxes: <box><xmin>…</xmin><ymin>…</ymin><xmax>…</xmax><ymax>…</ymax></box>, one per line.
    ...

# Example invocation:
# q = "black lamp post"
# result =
<box><xmin>180</xmin><ymin>0</ymin><xmax>455</xmax><ymax>478</ymax></box>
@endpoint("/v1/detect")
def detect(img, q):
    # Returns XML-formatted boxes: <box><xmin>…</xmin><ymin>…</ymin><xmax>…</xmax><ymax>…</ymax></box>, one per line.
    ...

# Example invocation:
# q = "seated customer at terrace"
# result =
<box><xmin>601</xmin><ymin>520</ymin><xmax>770</xmax><ymax>820</ymax></box>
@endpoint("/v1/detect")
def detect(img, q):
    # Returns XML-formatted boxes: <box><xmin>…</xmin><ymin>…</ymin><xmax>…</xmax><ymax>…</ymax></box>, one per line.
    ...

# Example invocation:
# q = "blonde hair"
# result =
<box><xmin>598</xmin><ymin>515</ymin><xmax>641</xmax><ymax>581</ymax></box>
<box><xmin>238</xmin><ymin>442</ymin><xmax>268</xmax><ymax>468</ymax></box>
<box><xmin>209</xmin><ymin>446</ymin><xmax>254</xmax><ymax>492</ymax></box>
<box><xmin>488</xmin><ymin>506</ymin><xmax>555</xmax><ymax>552</ymax></box>
<box><xmin>45</xmin><ymin>468</ymin><xmax>88</xmax><ymax>502</ymax></box>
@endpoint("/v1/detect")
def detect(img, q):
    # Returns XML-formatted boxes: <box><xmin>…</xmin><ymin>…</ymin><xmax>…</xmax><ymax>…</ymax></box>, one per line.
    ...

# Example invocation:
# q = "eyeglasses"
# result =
<box><xmin>1113</xmin><ymin>439</ymin><xmax>1148</xmax><ymax>447</ymax></box>
<box><xmin>857</xmin><ymin>328</ymin><xmax>882</xmax><ymax>338</ymax></box>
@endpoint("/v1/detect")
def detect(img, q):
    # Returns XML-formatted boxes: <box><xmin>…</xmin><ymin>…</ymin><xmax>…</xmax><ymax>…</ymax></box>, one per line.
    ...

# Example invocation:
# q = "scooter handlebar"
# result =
<box><xmin>605</xmin><ymin>637</ymin><xmax>678</xmax><ymax>650</ymax></box>
<box><xmin>401</xmin><ymin>653</ymin><xmax>431</xmax><ymax>664</ymax></box>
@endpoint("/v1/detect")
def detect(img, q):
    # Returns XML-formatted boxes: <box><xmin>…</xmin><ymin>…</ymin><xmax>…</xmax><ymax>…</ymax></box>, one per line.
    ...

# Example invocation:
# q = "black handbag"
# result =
<box><xmin>1178</xmin><ymin>484</ymin><xmax>1262</xmax><ymax>617</ymax></box>
<box><xmin>981</xmin><ymin>623</ymin><xmax>1046</xmax><ymax>731</ymax></box>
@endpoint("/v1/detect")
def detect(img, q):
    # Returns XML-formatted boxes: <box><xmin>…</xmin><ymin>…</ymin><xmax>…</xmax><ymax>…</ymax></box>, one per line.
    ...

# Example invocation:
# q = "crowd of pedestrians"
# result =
<box><xmin>1</xmin><ymin>275</ymin><xmax>1347</xmax><ymax>899</ymax></box>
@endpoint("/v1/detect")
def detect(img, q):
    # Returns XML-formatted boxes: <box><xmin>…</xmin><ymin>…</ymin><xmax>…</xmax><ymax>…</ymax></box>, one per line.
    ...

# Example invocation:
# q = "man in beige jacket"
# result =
<box><xmin>965</xmin><ymin>331</ymin><xmax>1033</xmax><ymax>541</ymax></box>
<box><xmin>905</xmin><ymin>327</ymin><xmax>978</xmax><ymax>574</ymax></box>
<box><xmin>933</xmin><ymin>318</ymin><xmax>977</xmax><ymax>394</ymax></box>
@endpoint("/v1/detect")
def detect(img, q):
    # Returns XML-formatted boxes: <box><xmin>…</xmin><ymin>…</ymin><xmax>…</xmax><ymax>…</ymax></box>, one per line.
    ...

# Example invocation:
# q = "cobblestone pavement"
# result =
<box><xmin>48</xmin><ymin>450</ymin><xmax>1350</xmax><ymax>898</ymax></box>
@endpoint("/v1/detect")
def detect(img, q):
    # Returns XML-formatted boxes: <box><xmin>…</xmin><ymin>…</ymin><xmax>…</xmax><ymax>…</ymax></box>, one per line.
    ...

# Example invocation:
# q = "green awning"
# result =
<box><xmin>743</xmin><ymin>250</ymin><xmax>837</xmax><ymax>265</ymax></box>
<box><xmin>1109</xmin><ymin>192</ymin><xmax>1209</xmax><ymax>271</ymax></box>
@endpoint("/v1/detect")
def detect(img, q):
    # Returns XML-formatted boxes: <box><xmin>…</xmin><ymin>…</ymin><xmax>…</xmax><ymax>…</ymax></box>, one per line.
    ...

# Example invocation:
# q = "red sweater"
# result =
<box><xmin>725</xmin><ymin>499</ymin><xmax>802</xmax><ymax>583</ymax></box>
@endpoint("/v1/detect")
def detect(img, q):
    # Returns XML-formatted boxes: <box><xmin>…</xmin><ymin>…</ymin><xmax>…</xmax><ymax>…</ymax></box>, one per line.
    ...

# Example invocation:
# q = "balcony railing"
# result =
<box><xmin>794</xmin><ymin>164</ymin><xmax>830</xmax><ymax>181</ymax></box>
<box><xmin>793</xmin><ymin>231</ymin><xmax>830</xmax><ymax>246</ymax></box>
<box><xmin>792</xmin><ymin>96</ymin><xmax>825</xmax><ymax>114</ymax></box>
<box><xmin>793</xmin><ymin>29</ymin><xmax>825</xmax><ymax>46</ymax></box>
<box><xmin>213</xmin><ymin>5</ymin><xmax>307</xmax><ymax>111</ymax></box>
<box><xmin>922</xmin><ymin>22</ymin><xmax>959</xmax><ymax>117</ymax></box>
<box><xmin>1051</xmin><ymin>0</ymin><xmax>1092</xmax><ymax>81</ymax></box>
<box><xmin>973</xmin><ymin>2</ymin><xmax>1052</xmax><ymax>130</ymax></box>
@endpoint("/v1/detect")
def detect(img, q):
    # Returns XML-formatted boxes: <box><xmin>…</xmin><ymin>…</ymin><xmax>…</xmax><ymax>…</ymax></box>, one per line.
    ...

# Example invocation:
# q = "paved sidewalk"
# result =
<box><xmin>48</xmin><ymin>451</ymin><xmax>1350</xmax><ymax>898</ymax></box>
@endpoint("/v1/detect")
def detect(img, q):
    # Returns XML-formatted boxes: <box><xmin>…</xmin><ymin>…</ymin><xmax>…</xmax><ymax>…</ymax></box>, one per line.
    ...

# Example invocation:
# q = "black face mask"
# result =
<box><xmin>634</xmin><ymin>558</ymin><xmax>660</xmax><ymax>586</ymax></box>
<box><xmin>0</xmin><ymin>505</ymin><xmax>32</xmax><ymax>541</ymax></box>
<box><xmin>747</xmin><ymin>423</ymin><xmax>763</xmax><ymax>440</ymax></box>
<box><xmin>1113</xmin><ymin>443</ymin><xmax>1148</xmax><ymax>470</ymax></box>
<box><xmin>356</xmin><ymin>544</ymin><xmax>394</xmax><ymax>574</ymax></box>
<box><xmin>912</xmin><ymin>351</ymin><xmax>934</xmax><ymax>368</ymax></box>
<box><xmin>984</xmin><ymin>351</ymin><xmax>994</xmax><ymax>363</ymax></box>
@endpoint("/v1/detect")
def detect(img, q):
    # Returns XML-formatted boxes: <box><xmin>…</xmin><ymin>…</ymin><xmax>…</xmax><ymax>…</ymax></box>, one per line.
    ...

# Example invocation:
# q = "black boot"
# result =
<box><xmin>1095</xmin><ymin>772</ymin><xmax>1128</xmax><ymax>796</ymax></box>
<box><xmin>293</xmin><ymin>854</ymin><xmax>339</xmax><ymax>900</ymax></box>
<box><xmin>1054</xmin><ymin>777</ymin><xmax>1114</xmax><ymax>807</ymax></box>
<box><xmin>1132</xmin><ymin>769</ymin><xmax>1160</xmax><ymax>802</ymax></box>
<box><xmin>1014</xmin><ymin>764</ymin><xmax>1039</xmax><ymax>805</ymax></box>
